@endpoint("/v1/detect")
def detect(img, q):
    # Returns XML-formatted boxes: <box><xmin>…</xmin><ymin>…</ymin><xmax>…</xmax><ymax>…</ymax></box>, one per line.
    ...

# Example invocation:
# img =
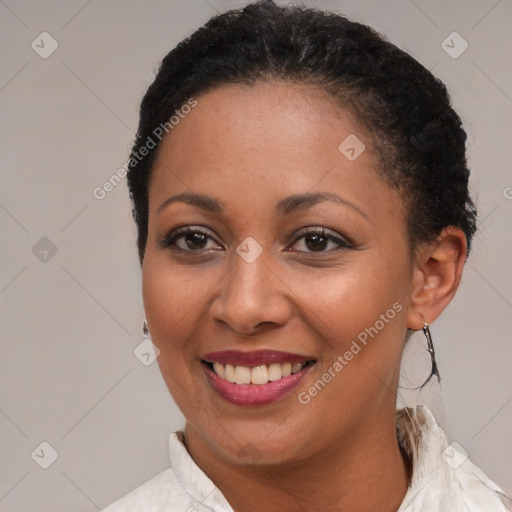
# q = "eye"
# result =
<box><xmin>287</xmin><ymin>227</ymin><xmax>352</xmax><ymax>253</ymax></box>
<box><xmin>159</xmin><ymin>225</ymin><xmax>352</xmax><ymax>254</ymax></box>
<box><xmin>159</xmin><ymin>226</ymin><xmax>222</xmax><ymax>252</ymax></box>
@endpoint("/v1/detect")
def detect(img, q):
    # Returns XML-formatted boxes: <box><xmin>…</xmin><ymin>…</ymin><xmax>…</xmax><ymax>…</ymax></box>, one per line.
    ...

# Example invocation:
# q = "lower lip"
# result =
<box><xmin>203</xmin><ymin>363</ymin><xmax>314</xmax><ymax>406</ymax></box>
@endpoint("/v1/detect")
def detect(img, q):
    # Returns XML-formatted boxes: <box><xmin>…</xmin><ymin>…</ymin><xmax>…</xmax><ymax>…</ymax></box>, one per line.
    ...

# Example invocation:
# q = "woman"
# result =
<box><xmin>104</xmin><ymin>1</ymin><xmax>511</xmax><ymax>510</ymax></box>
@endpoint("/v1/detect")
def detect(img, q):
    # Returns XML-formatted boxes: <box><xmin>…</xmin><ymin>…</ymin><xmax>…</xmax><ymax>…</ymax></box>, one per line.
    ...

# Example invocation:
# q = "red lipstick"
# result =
<box><xmin>201</xmin><ymin>350</ymin><xmax>316</xmax><ymax>406</ymax></box>
<box><xmin>202</xmin><ymin>349</ymin><xmax>313</xmax><ymax>367</ymax></box>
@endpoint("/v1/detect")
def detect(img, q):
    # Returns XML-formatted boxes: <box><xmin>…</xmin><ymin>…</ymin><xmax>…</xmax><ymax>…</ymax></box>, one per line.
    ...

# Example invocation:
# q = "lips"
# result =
<box><xmin>201</xmin><ymin>350</ymin><xmax>316</xmax><ymax>406</ymax></box>
<box><xmin>202</xmin><ymin>349</ymin><xmax>313</xmax><ymax>366</ymax></box>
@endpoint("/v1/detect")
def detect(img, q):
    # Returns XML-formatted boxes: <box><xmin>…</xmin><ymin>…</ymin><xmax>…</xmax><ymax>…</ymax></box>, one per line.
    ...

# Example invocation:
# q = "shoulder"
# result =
<box><xmin>397</xmin><ymin>405</ymin><xmax>512</xmax><ymax>512</ymax></box>
<box><xmin>101</xmin><ymin>467</ymin><xmax>198</xmax><ymax>512</ymax></box>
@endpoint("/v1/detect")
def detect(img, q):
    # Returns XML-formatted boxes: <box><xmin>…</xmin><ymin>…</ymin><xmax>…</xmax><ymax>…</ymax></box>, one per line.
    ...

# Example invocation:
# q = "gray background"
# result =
<box><xmin>0</xmin><ymin>0</ymin><xmax>510</xmax><ymax>510</ymax></box>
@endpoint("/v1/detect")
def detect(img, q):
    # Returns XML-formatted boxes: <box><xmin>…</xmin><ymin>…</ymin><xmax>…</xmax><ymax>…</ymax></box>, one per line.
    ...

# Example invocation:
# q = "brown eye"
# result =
<box><xmin>288</xmin><ymin>227</ymin><xmax>352</xmax><ymax>253</ymax></box>
<box><xmin>182</xmin><ymin>232</ymin><xmax>208</xmax><ymax>250</ymax></box>
<box><xmin>303</xmin><ymin>233</ymin><xmax>329</xmax><ymax>251</ymax></box>
<box><xmin>159</xmin><ymin>226</ymin><xmax>221</xmax><ymax>252</ymax></box>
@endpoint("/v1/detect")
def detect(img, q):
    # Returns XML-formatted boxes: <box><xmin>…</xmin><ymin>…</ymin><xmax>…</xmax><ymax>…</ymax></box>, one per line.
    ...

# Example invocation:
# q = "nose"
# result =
<box><xmin>209</xmin><ymin>249</ymin><xmax>293</xmax><ymax>336</ymax></box>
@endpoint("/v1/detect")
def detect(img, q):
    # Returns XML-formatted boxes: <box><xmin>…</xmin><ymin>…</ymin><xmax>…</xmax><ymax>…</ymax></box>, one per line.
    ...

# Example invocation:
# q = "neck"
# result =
<box><xmin>184</xmin><ymin>410</ymin><xmax>411</xmax><ymax>512</ymax></box>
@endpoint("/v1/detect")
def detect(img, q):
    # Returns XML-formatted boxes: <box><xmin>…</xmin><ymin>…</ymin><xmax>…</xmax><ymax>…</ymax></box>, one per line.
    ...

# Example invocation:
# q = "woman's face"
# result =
<box><xmin>142</xmin><ymin>81</ymin><xmax>416</xmax><ymax>465</ymax></box>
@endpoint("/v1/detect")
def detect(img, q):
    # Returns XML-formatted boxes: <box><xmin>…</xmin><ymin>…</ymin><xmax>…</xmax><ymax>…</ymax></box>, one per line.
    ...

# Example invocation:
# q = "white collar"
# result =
<box><xmin>397</xmin><ymin>405</ymin><xmax>510</xmax><ymax>510</ymax></box>
<box><xmin>169</xmin><ymin>431</ymin><xmax>233</xmax><ymax>511</ymax></box>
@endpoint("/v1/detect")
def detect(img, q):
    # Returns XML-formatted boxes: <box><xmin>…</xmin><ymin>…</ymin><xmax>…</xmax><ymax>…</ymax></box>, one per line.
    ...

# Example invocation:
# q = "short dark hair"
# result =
<box><xmin>127</xmin><ymin>0</ymin><xmax>477</xmax><ymax>263</ymax></box>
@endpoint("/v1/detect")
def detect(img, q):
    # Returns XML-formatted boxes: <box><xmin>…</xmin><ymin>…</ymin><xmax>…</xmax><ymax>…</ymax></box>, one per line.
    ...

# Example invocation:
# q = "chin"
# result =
<box><xmin>188</xmin><ymin>408</ymin><xmax>320</xmax><ymax>468</ymax></box>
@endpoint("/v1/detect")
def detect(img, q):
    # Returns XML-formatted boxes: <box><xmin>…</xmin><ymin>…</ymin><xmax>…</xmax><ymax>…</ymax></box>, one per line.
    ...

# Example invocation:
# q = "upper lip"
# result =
<box><xmin>202</xmin><ymin>350</ymin><xmax>315</xmax><ymax>367</ymax></box>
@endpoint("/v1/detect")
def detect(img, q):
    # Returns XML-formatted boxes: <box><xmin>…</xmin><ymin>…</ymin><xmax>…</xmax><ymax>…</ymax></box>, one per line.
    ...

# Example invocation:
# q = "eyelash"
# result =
<box><xmin>158</xmin><ymin>225</ymin><xmax>353</xmax><ymax>254</ymax></box>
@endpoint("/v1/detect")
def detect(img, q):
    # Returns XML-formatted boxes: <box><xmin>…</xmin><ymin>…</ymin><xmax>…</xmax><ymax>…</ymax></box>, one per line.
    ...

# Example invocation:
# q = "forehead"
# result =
<box><xmin>148</xmin><ymin>80</ymin><xmax>402</xmax><ymax>222</ymax></box>
<box><xmin>153</xmin><ymin>80</ymin><xmax>369</xmax><ymax>163</ymax></box>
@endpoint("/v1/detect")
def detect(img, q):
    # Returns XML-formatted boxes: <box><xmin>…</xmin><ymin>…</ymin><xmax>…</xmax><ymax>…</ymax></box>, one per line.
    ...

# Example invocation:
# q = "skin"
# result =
<box><xmin>141</xmin><ymin>80</ymin><xmax>467</xmax><ymax>512</ymax></box>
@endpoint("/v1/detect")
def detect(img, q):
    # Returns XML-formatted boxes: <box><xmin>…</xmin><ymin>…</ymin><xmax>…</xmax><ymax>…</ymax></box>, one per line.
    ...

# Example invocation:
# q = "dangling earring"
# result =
<box><xmin>422</xmin><ymin>321</ymin><xmax>440</xmax><ymax>386</ymax></box>
<box><xmin>142</xmin><ymin>318</ymin><xmax>149</xmax><ymax>336</ymax></box>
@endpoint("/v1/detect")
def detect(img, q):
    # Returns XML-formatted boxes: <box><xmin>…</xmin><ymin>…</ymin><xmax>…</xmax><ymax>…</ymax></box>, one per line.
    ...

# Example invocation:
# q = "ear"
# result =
<box><xmin>407</xmin><ymin>226</ymin><xmax>468</xmax><ymax>330</ymax></box>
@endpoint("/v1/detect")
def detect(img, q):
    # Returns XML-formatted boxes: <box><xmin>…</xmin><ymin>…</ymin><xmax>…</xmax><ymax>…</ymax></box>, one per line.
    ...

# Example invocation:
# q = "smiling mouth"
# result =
<box><xmin>201</xmin><ymin>360</ymin><xmax>316</xmax><ymax>385</ymax></box>
<box><xmin>201</xmin><ymin>350</ymin><xmax>317</xmax><ymax>406</ymax></box>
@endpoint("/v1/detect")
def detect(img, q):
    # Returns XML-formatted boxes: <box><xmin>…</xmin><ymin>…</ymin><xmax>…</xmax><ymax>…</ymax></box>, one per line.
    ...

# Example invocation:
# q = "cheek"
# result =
<box><xmin>284</xmin><ymin>256</ymin><xmax>411</xmax><ymax>397</ymax></box>
<box><xmin>143</xmin><ymin>251</ymin><xmax>197</xmax><ymax>320</ymax></box>
<box><xmin>287</xmin><ymin>258</ymin><xmax>408</xmax><ymax>338</ymax></box>
<box><xmin>141</xmin><ymin>251</ymin><xmax>225</xmax><ymax>361</ymax></box>
<box><xmin>141</xmin><ymin>254</ymin><xmax>209</xmax><ymax>413</ymax></box>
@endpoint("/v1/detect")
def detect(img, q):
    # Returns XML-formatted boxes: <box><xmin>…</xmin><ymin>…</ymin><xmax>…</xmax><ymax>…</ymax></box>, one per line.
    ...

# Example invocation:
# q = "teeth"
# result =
<box><xmin>291</xmin><ymin>362</ymin><xmax>304</xmax><ymax>374</ymax></box>
<box><xmin>251</xmin><ymin>365</ymin><xmax>268</xmax><ymax>385</ymax></box>
<box><xmin>213</xmin><ymin>362</ymin><xmax>225</xmax><ymax>379</ymax></box>
<box><xmin>225</xmin><ymin>364</ymin><xmax>236</xmax><ymax>383</ymax></box>
<box><xmin>267</xmin><ymin>363</ymin><xmax>282</xmax><ymax>381</ymax></box>
<box><xmin>234</xmin><ymin>365</ymin><xmax>251</xmax><ymax>384</ymax></box>
<box><xmin>282</xmin><ymin>362</ymin><xmax>292</xmax><ymax>377</ymax></box>
<box><xmin>210</xmin><ymin>361</ymin><xmax>309</xmax><ymax>384</ymax></box>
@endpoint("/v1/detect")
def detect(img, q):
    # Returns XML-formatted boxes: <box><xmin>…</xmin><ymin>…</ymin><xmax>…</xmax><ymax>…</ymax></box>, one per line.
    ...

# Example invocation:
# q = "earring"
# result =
<box><xmin>142</xmin><ymin>319</ymin><xmax>149</xmax><ymax>336</ymax></box>
<box><xmin>422</xmin><ymin>321</ymin><xmax>440</xmax><ymax>385</ymax></box>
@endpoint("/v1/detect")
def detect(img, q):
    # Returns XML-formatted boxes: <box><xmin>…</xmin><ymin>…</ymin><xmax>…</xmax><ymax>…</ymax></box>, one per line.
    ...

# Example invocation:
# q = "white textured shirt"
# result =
<box><xmin>103</xmin><ymin>405</ymin><xmax>511</xmax><ymax>511</ymax></box>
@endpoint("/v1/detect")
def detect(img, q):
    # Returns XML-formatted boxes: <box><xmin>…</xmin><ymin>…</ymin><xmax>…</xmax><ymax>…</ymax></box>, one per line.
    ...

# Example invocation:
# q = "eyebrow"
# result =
<box><xmin>157</xmin><ymin>191</ymin><xmax>368</xmax><ymax>219</ymax></box>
